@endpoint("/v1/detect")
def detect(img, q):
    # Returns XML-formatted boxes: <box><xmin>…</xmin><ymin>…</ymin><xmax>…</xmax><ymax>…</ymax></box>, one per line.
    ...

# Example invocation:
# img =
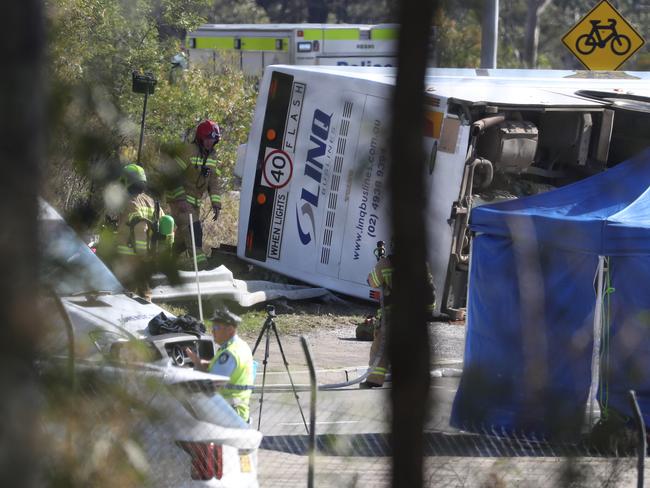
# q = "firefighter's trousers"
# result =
<box><xmin>367</xmin><ymin>308</ymin><xmax>390</xmax><ymax>386</ymax></box>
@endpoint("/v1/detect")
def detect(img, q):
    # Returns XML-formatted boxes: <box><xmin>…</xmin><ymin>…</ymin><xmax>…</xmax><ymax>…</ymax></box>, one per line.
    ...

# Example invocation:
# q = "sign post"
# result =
<box><xmin>561</xmin><ymin>0</ymin><xmax>644</xmax><ymax>71</ymax></box>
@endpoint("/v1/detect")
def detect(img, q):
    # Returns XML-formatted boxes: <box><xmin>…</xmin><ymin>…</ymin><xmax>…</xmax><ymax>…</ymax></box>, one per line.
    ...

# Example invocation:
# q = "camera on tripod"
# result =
<box><xmin>252</xmin><ymin>301</ymin><xmax>308</xmax><ymax>432</ymax></box>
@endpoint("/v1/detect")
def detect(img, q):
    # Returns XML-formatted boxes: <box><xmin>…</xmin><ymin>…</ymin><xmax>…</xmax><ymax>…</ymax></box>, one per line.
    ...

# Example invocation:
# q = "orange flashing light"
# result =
<box><xmin>257</xmin><ymin>193</ymin><xmax>267</xmax><ymax>205</ymax></box>
<box><xmin>266</xmin><ymin>128</ymin><xmax>277</xmax><ymax>141</ymax></box>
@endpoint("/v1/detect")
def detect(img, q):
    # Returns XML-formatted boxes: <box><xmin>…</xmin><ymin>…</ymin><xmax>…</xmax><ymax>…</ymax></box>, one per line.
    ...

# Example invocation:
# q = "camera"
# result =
<box><xmin>374</xmin><ymin>240</ymin><xmax>386</xmax><ymax>260</ymax></box>
<box><xmin>132</xmin><ymin>71</ymin><xmax>157</xmax><ymax>94</ymax></box>
<box><xmin>265</xmin><ymin>304</ymin><xmax>276</xmax><ymax>317</ymax></box>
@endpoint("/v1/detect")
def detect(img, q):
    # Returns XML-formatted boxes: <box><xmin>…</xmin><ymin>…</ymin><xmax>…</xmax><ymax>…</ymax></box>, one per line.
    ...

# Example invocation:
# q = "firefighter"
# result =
<box><xmin>186</xmin><ymin>306</ymin><xmax>254</xmax><ymax>422</ymax></box>
<box><xmin>360</xmin><ymin>248</ymin><xmax>436</xmax><ymax>389</ymax></box>
<box><xmin>360</xmin><ymin>252</ymin><xmax>394</xmax><ymax>388</ymax></box>
<box><xmin>165</xmin><ymin>119</ymin><xmax>223</xmax><ymax>270</ymax></box>
<box><xmin>112</xmin><ymin>163</ymin><xmax>173</xmax><ymax>298</ymax></box>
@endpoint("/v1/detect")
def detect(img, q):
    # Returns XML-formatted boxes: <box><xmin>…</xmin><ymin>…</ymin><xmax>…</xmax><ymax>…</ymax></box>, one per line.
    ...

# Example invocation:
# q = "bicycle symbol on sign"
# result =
<box><xmin>575</xmin><ymin>18</ymin><xmax>631</xmax><ymax>55</ymax></box>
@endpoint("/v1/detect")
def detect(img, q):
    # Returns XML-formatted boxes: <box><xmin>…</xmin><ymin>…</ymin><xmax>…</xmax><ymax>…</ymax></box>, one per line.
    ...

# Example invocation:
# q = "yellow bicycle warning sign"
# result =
<box><xmin>562</xmin><ymin>0</ymin><xmax>645</xmax><ymax>70</ymax></box>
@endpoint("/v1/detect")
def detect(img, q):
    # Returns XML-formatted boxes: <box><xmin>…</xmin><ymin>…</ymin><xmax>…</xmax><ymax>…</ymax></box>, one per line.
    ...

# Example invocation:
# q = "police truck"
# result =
<box><xmin>186</xmin><ymin>24</ymin><xmax>398</xmax><ymax>77</ymax></box>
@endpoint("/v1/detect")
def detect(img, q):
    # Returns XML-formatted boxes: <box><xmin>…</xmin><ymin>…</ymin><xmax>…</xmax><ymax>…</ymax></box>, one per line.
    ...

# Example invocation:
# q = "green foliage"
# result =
<box><xmin>145</xmin><ymin>66</ymin><xmax>256</xmax><ymax>148</ymax></box>
<box><xmin>419</xmin><ymin>0</ymin><xmax>650</xmax><ymax>70</ymax></box>
<box><xmin>43</xmin><ymin>0</ymin><xmax>257</xmax><ymax>221</ymax></box>
<box><xmin>498</xmin><ymin>0</ymin><xmax>528</xmax><ymax>68</ymax></box>
<box><xmin>158</xmin><ymin>0</ymin><xmax>211</xmax><ymax>30</ymax></box>
<box><xmin>324</xmin><ymin>0</ymin><xmax>396</xmax><ymax>23</ymax></box>
<box><xmin>433</xmin><ymin>3</ymin><xmax>482</xmax><ymax>68</ymax></box>
<box><xmin>205</xmin><ymin>0</ymin><xmax>269</xmax><ymax>23</ymax></box>
<box><xmin>41</xmin><ymin>0</ymin><xmax>650</xmax><ymax>218</ymax></box>
<box><xmin>134</xmin><ymin>66</ymin><xmax>257</xmax><ymax>205</ymax></box>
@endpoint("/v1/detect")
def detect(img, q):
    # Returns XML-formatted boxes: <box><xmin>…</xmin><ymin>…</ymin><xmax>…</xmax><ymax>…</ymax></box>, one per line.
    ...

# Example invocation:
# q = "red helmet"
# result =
<box><xmin>195</xmin><ymin>120</ymin><xmax>221</xmax><ymax>145</ymax></box>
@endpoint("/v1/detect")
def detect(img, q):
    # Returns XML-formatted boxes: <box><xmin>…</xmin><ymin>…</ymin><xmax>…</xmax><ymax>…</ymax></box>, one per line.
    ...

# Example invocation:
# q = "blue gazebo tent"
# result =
<box><xmin>451</xmin><ymin>148</ymin><xmax>650</xmax><ymax>437</ymax></box>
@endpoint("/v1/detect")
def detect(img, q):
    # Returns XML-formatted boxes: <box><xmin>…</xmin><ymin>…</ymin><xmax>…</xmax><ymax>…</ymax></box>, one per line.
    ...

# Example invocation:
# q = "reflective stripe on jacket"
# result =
<box><xmin>368</xmin><ymin>257</ymin><xmax>393</xmax><ymax>307</ymax></box>
<box><xmin>164</xmin><ymin>143</ymin><xmax>223</xmax><ymax>208</ymax></box>
<box><xmin>368</xmin><ymin>256</ymin><xmax>436</xmax><ymax>311</ymax></box>
<box><xmin>116</xmin><ymin>193</ymin><xmax>157</xmax><ymax>256</ymax></box>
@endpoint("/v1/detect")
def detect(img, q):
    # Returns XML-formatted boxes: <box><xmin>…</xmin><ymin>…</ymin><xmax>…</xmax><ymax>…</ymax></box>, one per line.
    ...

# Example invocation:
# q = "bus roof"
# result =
<box><xmin>266</xmin><ymin>65</ymin><xmax>650</xmax><ymax>108</ymax></box>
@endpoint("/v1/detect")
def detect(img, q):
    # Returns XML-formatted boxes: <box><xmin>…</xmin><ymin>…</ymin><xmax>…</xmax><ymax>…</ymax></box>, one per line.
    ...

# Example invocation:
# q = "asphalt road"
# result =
<box><xmin>247</xmin><ymin>320</ymin><xmax>644</xmax><ymax>488</ymax></box>
<box><xmin>252</xmin><ymin>376</ymin><xmax>460</xmax><ymax>434</ymax></box>
<box><xmin>249</xmin><ymin>320</ymin><xmax>466</xmax><ymax>486</ymax></box>
<box><xmin>251</xmin><ymin>377</ymin><xmax>461</xmax><ymax>487</ymax></box>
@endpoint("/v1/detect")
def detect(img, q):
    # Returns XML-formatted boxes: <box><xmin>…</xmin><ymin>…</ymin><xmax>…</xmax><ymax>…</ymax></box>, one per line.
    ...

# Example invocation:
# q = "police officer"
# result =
<box><xmin>186</xmin><ymin>306</ymin><xmax>254</xmax><ymax>422</ymax></box>
<box><xmin>164</xmin><ymin>120</ymin><xmax>223</xmax><ymax>269</ymax></box>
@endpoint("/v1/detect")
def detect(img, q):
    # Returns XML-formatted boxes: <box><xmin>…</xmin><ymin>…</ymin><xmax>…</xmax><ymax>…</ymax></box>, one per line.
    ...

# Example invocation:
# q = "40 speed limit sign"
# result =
<box><xmin>262</xmin><ymin>149</ymin><xmax>293</xmax><ymax>189</ymax></box>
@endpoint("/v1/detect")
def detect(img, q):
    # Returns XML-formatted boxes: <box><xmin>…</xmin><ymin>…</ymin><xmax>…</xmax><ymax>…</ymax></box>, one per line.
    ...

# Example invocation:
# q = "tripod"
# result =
<box><xmin>252</xmin><ymin>305</ymin><xmax>309</xmax><ymax>433</ymax></box>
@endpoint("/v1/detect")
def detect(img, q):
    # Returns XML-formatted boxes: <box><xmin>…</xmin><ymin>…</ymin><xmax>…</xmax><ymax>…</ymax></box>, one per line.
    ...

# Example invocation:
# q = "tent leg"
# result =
<box><xmin>587</xmin><ymin>255</ymin><xmax>605</xmax><ymax>430</ymax></box>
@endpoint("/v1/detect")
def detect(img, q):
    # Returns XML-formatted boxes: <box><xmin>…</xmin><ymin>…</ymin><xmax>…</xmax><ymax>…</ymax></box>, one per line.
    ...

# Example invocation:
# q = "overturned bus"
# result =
<box><xmin>234</xmin><ymin>66</ymin><xmax>650</xmax><ymax>314</ymax></box>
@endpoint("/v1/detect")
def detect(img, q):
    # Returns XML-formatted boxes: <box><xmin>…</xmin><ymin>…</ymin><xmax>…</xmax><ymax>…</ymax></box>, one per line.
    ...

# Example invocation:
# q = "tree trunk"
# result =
<box><xmin>0</xmin><ymin>1</ymin><xmax>44</xmax><ymax>487</ymax></box>
<box><xmin>389</xmin><ymin>1</ymin><xmax>437</xmax><ymax>487</ymax></box>
<box><xmin>524</xmin><ymin>0</ymin><xmax>552</xmax><ymax>68</ymax></box>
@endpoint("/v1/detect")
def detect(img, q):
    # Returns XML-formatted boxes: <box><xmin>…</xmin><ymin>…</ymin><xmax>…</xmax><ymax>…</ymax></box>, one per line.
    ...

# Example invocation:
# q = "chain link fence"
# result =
<box><xmin>36</xmin><ymin>305</ymin><xmax>648</xmax><ymax>487</ymax></box>
<box><xmin>249</xmin><ymin>378</ymin><xmax>645</xmax><ymax>487</ymax></box>
<box><xmin>243</xmin><ymin>318</ymin><xmax>647</xmax><ymax>488</ymax></box>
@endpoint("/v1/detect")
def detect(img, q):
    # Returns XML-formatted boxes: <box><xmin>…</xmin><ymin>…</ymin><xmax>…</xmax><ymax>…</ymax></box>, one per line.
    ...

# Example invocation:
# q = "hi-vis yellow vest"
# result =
<box><xmin>209</xmin><ymin>336</ymin><xmax>254</xmax><ymax>421</ymax></box>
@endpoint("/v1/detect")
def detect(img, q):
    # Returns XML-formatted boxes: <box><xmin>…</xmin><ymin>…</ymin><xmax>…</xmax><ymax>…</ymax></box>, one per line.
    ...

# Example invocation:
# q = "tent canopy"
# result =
<box><xmin>451</xmin><ymin>149</ymin><xmax>650</xmax><ymax>437</ymax></box>
<box><xmin>470</xmin><ymin>149</ymin><xmax>650</xmax><ymax>255</ymax></box>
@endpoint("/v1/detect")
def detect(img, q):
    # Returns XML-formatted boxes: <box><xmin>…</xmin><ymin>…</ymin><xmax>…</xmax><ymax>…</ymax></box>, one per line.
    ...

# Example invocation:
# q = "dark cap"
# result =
<box><xmin>209</xmin><ymin>305</ymin><xmax>241</xmax><ymax>326</ymax></box>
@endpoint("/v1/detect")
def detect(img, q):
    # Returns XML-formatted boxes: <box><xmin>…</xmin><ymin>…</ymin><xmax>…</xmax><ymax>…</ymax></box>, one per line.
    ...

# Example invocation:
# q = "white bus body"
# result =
<box><xmin>186</xmin><ymin>24</ymin><xmax>398</xmax><ymax>77</ymax></box>
<box><xmin>236</xmin><ymin>66</ymin><xmax>650</xmax><ymax>312</ymax></box>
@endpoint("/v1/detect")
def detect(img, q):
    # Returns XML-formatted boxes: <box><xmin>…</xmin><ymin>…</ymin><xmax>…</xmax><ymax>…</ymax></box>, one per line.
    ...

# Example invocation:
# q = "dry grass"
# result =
<box><xmin>201</xmin><ymin>191</ymin><xmax>240</xmax><ymax>250</ymax></box>
<box><xmin>237</xmin><ymin>300</ymin><xmax>375</xmax><ymax>336</ymax></box>
<box><xmin>157</xmin><ymin>297</ymin><xmax>374</xmax><ymax>336</ymax></box>
<box><xmin>166</xmin><ymin>191</ymin><xmax>375</xmax><ymax>335</ymax></box>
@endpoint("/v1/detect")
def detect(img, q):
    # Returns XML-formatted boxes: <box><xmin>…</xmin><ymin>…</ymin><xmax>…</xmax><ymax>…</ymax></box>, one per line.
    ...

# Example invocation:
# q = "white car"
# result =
<box><xmin>37</xmin><ymin>200</ymin><xmax>261</xmax><ymax>487</ymax></box>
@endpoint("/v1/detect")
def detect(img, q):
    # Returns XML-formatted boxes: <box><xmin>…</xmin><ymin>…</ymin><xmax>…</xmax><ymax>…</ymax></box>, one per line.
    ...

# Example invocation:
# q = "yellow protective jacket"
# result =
<box><xmin>116</xmin><ymin>193</ymin><xmax>158</xmax><ymax>256</ymax></box>
<box><xmin>208</xmin><ymin>336</ymin><xmax>254</xmax><ymax>421</ymax></box>
<box><xmin>368</xmin><ymin>257</ymin><xmax>394</xmax><ymax>304</ymax></box>
<box><xmin>164</xmin><ymin>143</ymin><xmax>223</xmax><ymax>209</ymax></box>
<box><xmin>367</xmin><ymin>256</ymin><xmax>436</xmax><ymax>313</ymax></box>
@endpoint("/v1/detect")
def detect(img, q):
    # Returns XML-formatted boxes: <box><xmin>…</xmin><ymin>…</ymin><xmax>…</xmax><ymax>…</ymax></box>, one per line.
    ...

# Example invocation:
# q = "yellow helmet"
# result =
<box><xmin>120</xmin><ymin>163</ymin><xmax>147</xmax><ymax>189</ymax></box>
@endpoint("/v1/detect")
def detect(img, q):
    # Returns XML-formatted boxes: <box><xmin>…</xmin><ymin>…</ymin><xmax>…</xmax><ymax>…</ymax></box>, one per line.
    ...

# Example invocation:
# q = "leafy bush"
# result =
<box><xmin>43</xmin><ymin>0</ymin><xmax>257</xmax><ymax>231</ymax></box>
